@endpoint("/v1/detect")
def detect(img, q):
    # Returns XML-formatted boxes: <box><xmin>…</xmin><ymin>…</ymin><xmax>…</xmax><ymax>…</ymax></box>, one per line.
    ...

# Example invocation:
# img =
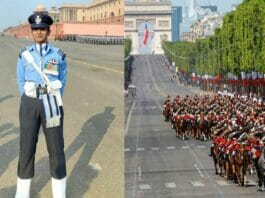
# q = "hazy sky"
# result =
<box><xmin>0</xmin><ymin>0</ymin><xmax>91</xmax><ymax>31</ymax></box>
<box><xmin>172</xmin><ymin>0</ymin><xmax>243</xmax><ymax>13</ymax></box>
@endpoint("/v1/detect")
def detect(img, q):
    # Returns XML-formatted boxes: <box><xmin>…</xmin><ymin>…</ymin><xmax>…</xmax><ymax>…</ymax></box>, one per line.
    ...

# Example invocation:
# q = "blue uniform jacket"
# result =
<box><xmin>17</xmin><ymin>43</ymin><xmax>67</xmax><ymax>96</ymax></box>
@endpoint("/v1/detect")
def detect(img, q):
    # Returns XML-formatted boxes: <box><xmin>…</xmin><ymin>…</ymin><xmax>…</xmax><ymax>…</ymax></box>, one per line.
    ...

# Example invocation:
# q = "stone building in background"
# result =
<box><xmin>125</xmin><ymin>0</ymin><xmax>172</xmax><ymax>55</ymax></box>
<box><xmin>4</xmin><ymin>1</ymin><xmax>124</xmax><ymax>38</ymax></box>
<box><xmin>57</xmin><ymin>0</ymin><xmax>123</xmax><ymax>24</ymax></box>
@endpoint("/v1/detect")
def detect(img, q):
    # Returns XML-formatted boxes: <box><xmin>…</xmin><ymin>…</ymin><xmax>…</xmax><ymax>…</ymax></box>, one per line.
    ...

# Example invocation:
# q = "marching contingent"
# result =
<box><xmin>163</xmin><ymin>92</ymin><xmax>265</xmax><ymax>192</ymax></box>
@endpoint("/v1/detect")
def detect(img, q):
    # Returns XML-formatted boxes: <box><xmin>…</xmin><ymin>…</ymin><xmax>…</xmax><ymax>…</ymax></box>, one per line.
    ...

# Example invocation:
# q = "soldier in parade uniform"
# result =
<box><xmin>15</xmin><ymin>11</ymin><xmax>67</xmax><ymax>198</ymax></box>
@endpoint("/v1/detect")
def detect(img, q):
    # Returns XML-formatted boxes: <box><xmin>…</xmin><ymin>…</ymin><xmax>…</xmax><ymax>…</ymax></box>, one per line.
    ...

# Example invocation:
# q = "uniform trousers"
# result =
<box><xmin>17</xmin><ymin>94</ymin><xmax>66</xmax><ymax>179</ymax></box>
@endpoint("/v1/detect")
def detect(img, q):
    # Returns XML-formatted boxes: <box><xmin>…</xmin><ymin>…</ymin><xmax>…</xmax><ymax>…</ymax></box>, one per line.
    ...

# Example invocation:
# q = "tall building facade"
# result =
<box><xmin>58</xmin><ymin>0</ymin><xmax>124</xmax><ymax>24</ymax></box>
<box><xmin>171</xmin><ymin>6</ymin><xmax>182</xmax><ymax>41</ymax></box>
<box><xmin>182</xmin><ymin>12</ymin><xmax>223</xmax><ymax>42</ymax></box>
<box><xmin>4</xmin><ymin>3</ymin><xmax>124</xmax><ymax>39</ymax></box>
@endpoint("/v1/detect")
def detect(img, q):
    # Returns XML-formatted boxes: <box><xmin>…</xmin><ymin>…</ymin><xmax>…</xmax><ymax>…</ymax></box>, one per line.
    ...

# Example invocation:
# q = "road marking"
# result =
<box><xmin>151</xmin><ymin>106</ymin><xmax>156</xmax><ymax>109</ymax></box>
<box><xmin>153</xmin><ymin>128</ymin><xmax>160</xmax><ymax>131</ymax></box>
<box><xmin>139</xmin><ymin>184</ymin><xmax>151</xmax><ymax>190</ymax></box>
<box><xmin>197</xmin><ymin>145</ymin><xmax>206</xmax><ymax>149</ymax></box>
<box><xmin>132</xmin><ymin>101</ymin><xmax>141</xmax><ymax>198</ymax></box>
<box><xmin>137</xmin><ymin>148</ymin><xmax>145</xmax><ymax>151</ymax></box>
<box><xmin>125</xmin><ymin>101</ymin><xmax>135</xmax><ymax>135</ymax></box>
<box><xmin>184</xmin><ymin>140</ymin><xmax>225</xmax><ymax>196</ymax></box>
<box><xmin>68</xmin><ymin>58</ymin><xmax>123</xmax><ymax>74</ymax></box>
<box><xmin>151</xmin><ymin>147</ymin><xmax>160</xmax><ymax>151</ymax></box>
<box><xmin>138</xmin><ymin>166</ymin><xmax>142</xmax><ymax>181</ymax></box>
<box><xmin>190</xmin><ymin>181</ymin><xmax>205</xmax><ymax>187</ymax></box>
<box><xmin>182</xmin><ymin>146</ymin><xmax>190</xmax><ymax>149</ymax></box>
<box><xmin>124</xmin><ymin>148</ymin><xmax>131</xmax><ymax>152</ymax></box>
<box><xmin>215</xmin><ymin>180</ymin><xmax>231</xmax><ymax>186</ymax></box>
<box><xmin>165</xmin><ymin>183</ymin><xmax>177</xmax><ymax>188</ymax></box>
<box><xmin>9</xmin><ymin>40</ymin><xmax>123</xmax><ymax>75</ymax></box>
<box><xmin>0</xmin><ymin>133</ymin><xmax>18</xmax><ymax>146</ymax></box>
<box><xmin>167</xmin><ymin>146</ymin><xmax>175</xmax><ymax>150</ymax></box>
<box><xmin>194</xmin><ymin>163</ymin><xmax>204</xmax><ymax>178</ymax></box>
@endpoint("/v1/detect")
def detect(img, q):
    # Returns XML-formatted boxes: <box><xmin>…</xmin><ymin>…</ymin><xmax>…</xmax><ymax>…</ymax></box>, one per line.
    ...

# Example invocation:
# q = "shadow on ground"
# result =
<box><xmin>0</xmin><ymin>94</ymin><xmax>14</xmax><ymax>104</ymax></box>
<box><xmin>0</xmin><ymin>106</ymin><xmax>115</xmax><ymax>198</ymax></box>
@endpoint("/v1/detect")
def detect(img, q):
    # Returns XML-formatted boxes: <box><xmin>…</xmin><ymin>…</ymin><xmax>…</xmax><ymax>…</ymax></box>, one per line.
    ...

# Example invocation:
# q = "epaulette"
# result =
<box><xmin>58</xmin><ymin>49</ymin><xmax>66</xmax><ymax>60</ymax></box>
<box><xmin>19</xmin><ymin>47</ymin><xmax>27</xmax><ymax>59</ymax></box>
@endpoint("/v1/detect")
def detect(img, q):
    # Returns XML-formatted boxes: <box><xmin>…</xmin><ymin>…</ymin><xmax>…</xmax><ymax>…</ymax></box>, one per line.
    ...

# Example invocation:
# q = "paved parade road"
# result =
<box><xmin>125</xmin><ymin>55</ymin><xmax>264</xmax><ymax>198</ymax></box>
<box><xmin>0</xmin><ymin>37</ymin><xmax>123</xmax><ymax>198</ymax></box>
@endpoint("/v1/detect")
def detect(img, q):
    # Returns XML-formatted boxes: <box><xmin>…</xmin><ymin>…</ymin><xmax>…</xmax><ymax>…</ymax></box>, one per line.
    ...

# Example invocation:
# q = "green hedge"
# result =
<box><xmin>125</xmin><ymin>38</ymin><xmax>132</xmax><ymax>58</ymax></box>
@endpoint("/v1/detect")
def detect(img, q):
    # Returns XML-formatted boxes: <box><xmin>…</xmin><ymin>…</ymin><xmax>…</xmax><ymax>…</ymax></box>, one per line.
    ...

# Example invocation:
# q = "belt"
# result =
<box><xmin>37</xmin><ymin>87</ymin><xmax>47</xmax><ymax>94</ymax></box>
<box><xmin>36</xmin><ymin>85</ymin><xmax>48</xmax><ymax>97</ymax></box>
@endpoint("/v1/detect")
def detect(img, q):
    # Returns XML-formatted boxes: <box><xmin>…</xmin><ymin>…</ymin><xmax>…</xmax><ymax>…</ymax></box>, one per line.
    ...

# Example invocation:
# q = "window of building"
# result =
<box><xmin>118</xmin><ymin>9</ymin><xmax>120</xmax><ymax>15</ymax></box>
<box><xmin>83</xmin><ymin>16</ymin><xmax>85</xmax><ymax>22</ymax></box>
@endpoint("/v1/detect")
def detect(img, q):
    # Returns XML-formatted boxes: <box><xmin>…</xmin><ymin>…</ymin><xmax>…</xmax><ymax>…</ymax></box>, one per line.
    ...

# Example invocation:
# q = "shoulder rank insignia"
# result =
<box><xmin>19</xmin><ymin>47</ymin><xmax>27</xmax><ymax>59</ymax></box>
<box><xmin>58</xmin><ymin>49</ymin><xmax>66</xmax><ymax>60</ymax></box>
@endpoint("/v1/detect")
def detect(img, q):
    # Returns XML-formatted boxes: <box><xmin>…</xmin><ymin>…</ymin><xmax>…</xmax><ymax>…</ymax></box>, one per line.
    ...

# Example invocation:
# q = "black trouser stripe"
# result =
<box><xmin>53</xmin><ymin>95</ymin><xmax>59</xmax><ymax>116</ymax></box>
<box><xmin>46</xmin><ymin>94</ymin><xmax>53</xmax><ymax>117</ymax></box>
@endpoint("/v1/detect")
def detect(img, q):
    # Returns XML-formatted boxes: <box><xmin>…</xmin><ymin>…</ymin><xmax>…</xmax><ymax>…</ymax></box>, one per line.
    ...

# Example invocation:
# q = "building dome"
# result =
<box><xmin>34</xmin><ymin>5</ymin><xmax>48</xmax><ymax>14</ymax></box>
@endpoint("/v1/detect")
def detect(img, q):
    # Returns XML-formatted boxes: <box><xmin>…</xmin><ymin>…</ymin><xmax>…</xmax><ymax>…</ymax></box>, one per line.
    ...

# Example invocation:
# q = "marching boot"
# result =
<box><xmin>15</xmin><ymin>177</ymin><xmax>31</xmax><ymax>198</ymax></box>
<box><xmin>51</xmin><ymin>177</ymin><xmax>66</xmax><ymax>198</ymax></box>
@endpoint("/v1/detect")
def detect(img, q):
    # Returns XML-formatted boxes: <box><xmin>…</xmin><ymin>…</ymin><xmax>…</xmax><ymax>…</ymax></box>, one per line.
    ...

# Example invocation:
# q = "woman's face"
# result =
<box><xmin>32</xmin><ymin>28</ymin><xmax>49</xmax><ymax>44</ymax></box>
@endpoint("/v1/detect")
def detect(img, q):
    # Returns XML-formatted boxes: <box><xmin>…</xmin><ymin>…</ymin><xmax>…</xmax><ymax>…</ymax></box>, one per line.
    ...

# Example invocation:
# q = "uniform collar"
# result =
<box><xmin>29</xmin><ymin>43</ymin><xmax>52</xmax><ymax>54</ymax></box>
<box><xmin>35</xmin><ymin>43</ymin><xmax>48</xmax><ymax>51</ymax></box>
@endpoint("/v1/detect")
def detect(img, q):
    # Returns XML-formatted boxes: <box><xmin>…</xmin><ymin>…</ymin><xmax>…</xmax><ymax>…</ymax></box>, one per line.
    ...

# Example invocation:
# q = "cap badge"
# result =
<box><xmin>35</xmin><ymin>15</ymin><xmax>42</xmax><ymax>24</ymax></box>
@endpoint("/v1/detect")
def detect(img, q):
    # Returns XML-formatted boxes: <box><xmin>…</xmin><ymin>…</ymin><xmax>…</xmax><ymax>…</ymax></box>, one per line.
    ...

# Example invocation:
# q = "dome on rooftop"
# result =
<box><xmin>34</xmin><ymin>5</ymin><xmax>48</xmax><ymax>14</ymax></box>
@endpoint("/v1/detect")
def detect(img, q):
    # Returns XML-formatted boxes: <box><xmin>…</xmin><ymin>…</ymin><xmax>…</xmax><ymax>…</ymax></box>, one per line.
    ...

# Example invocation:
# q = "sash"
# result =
<box><xmin>22</xmin><ymin>50</ymin><xmax>63</xmax><ymax>128</ymax></box>
<box><xmin>40</xmin><ymin>94</ymin><xmax>61</xmax><ymax>128</ymax></box>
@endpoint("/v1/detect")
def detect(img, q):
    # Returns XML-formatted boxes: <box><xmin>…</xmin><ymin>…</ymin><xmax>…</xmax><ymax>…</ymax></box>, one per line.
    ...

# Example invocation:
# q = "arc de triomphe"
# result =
<box><xmin>125</xmin><ymin>0</ymin><xmax>172</xmax><ymax>55</ymax></box>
